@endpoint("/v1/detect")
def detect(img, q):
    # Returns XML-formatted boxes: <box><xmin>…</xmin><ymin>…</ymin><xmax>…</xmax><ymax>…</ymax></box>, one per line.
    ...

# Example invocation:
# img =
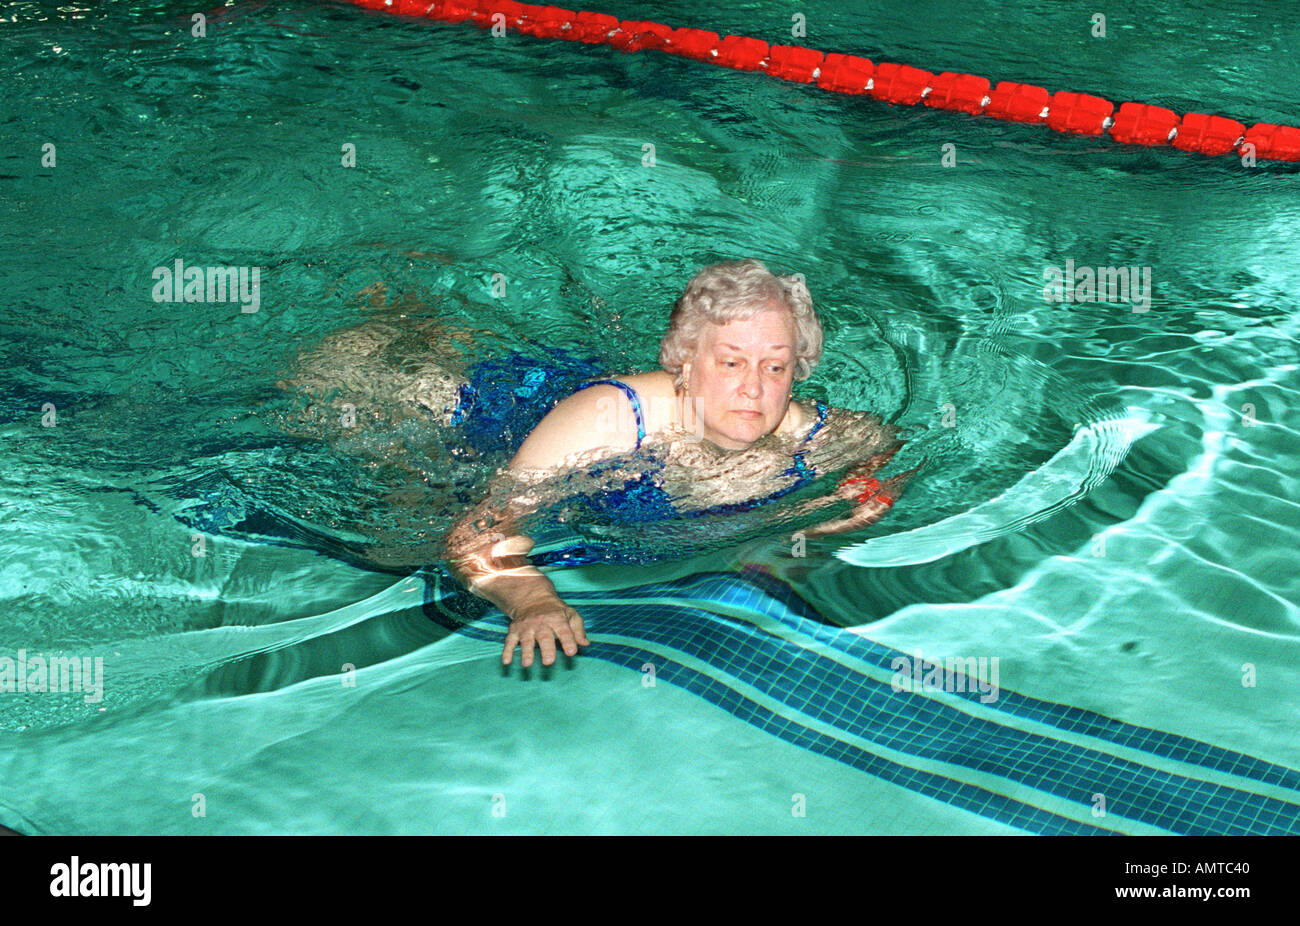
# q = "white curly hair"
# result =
<box><xmin>658</xmin><ymin>258</ymin><xmax>823</xmax><ymax>390</ymax></box>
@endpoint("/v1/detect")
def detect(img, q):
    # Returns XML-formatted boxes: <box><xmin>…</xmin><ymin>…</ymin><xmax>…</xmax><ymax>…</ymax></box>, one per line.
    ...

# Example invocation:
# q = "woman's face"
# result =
<box><xmin>683</xmin><ymin>305</ymin><xmax>798</xmax><ymax>450</ymax></box>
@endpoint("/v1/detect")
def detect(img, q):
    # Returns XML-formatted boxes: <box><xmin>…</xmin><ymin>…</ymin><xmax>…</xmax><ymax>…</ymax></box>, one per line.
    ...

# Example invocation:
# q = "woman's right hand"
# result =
<box><xmin>502</xmin><ymin>595</ymin><xmax>590</xmax><ymax>668</ymax></box>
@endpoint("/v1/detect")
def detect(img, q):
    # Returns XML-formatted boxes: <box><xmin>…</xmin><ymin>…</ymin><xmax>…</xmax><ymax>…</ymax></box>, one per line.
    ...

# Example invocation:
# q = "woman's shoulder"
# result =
<box><xmin>613</xmin><ymin>369</ymin><xmax>675</xmax><ymax>396</ymax></box>
<box><xmin>603</xmin><ymin>370</ymin><xmax>676</xmax><ymax>433</ymax></box>
<box><xmin>508</xmin><ymin>379</ymin><xmax>645</xmax><ymax>472</ymax></box>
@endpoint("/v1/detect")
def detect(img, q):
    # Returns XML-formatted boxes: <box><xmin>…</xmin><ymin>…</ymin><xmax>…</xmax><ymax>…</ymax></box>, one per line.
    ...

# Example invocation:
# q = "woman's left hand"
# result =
<box><xmin>805</xmin><ymin>456</ymin><xmax>925</xmax><ymax>538</ymax></box>
<box><xmin>833</xmin><ymin>443</ymin><xmax>905</xmax><ymax>504</ymax></box>
<box><xmin>846</xmin><ymin>459</ymin><xmax>923</xmax><ymax>522</ymax></box>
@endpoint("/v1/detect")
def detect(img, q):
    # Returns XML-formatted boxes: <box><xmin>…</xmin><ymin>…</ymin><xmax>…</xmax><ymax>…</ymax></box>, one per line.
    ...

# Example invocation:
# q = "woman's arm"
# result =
<box><xmin>798</xmin><ymin>441</ymin><xmax>925</xmax><ymax>538</ymax></box>
<box><xmin>800</xmin><ymin>489</ymin><xmax>900</xmax><ymax>538</ymax></box>
<box><xmin>440</xmin><ymin>384</ymin><xmax>641</xmax><ymax>668</ymax></box>
<box><xmin>442</xmin><ymin>485</ymin><xmax>588</xmax><ymax>668</ymax></box>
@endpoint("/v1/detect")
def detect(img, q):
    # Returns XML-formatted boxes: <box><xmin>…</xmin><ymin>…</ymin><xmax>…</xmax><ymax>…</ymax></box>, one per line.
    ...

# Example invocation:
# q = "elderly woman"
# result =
<box><xmin>441</xmin><ymin>259</ymin><xmax>919</xmax><ymax>669</ymax></box>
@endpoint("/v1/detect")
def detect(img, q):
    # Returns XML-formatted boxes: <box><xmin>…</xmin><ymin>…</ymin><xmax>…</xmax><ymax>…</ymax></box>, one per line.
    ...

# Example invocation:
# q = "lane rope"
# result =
<box><xmin>341</xmin><ymin>0</ymin><xmax>1300</xmax><ymax>163</ymax></box>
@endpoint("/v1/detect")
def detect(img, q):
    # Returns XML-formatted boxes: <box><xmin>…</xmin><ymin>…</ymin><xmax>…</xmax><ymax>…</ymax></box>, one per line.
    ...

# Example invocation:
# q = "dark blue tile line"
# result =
<box><xmin>418</xmin><ymin>568</ymin><xmax>1299</xmax><ymax>835</ymax></box>
<box><xmin>567</xmin><ymin>599</ymin><xmax>1300</xmax><ymax>836</ymax></box>
<box><xmin>444</xmin><ymin>615</ymin><xmax>1114</xmax><ymax>835</ymax></box>
<box><xmin>574</xmin><ymin>569</ymin><xmax>1300</xmax><ymax>795</ymax></box>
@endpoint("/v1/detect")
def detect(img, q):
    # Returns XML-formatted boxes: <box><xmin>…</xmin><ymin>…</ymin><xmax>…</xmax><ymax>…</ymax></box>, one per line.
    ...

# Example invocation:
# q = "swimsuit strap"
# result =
<box><xmin>781</xmin><ymin>400</ymin><xmax>830</xmax><ymax>487</ymax></box>
<box><xmin>572</xmin><ymin>379</ymin><xmax>647</xmax><ymax>450</ymax></box>
<box><xmin>799</xmin><ymin>400</ymin><xmax>830</xmax><ymax>446</ymax></box>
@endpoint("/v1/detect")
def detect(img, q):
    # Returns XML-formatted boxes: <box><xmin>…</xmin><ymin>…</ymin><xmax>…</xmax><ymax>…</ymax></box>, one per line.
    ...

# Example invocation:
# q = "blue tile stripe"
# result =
<box><xmin>447</xmin><ymin>612</ymin><xmax>1116</xmax><ymax>835</ymax></box>
<box><xmin>575</xmin><ymin>599</ymin><xmax>1300</xmax><ymax>835</ymax></box>
<box><xmin>419</xmin><ymin>566</ymin><xmax>1300</xmax><ymax>835</ymax></box>
<box><xmin>588</xmin><ymin>569</ymin><xmax>1300</xmax><ymax>795</ymax></box>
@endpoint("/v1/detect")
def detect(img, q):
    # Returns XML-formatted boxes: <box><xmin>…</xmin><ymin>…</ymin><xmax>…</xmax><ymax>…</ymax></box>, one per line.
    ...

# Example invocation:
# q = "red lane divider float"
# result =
<box><xmin>345</xmin><ymin>0</ymin><xmax>1300</xmax><ymax>162</ymax></box>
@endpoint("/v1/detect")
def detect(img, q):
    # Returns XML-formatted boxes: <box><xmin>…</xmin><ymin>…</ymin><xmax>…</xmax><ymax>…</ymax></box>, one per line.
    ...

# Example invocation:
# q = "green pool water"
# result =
<box><xmin>0</xmin><ymin>0</ymin><xmax>1297</xmax><ymax>835</ymax></box>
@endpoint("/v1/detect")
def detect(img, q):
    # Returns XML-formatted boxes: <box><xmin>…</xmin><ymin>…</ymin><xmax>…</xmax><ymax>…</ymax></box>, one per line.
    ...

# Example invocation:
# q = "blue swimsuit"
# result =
<box><xmin>558</xmin><ymin>377</ymin><xmax>829</xmax><ymax>521</ymax></box>
<box><xmin>448</xmin><ymin>348</ymin><xmax>830</xmax><ymax>565</ymax></box>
